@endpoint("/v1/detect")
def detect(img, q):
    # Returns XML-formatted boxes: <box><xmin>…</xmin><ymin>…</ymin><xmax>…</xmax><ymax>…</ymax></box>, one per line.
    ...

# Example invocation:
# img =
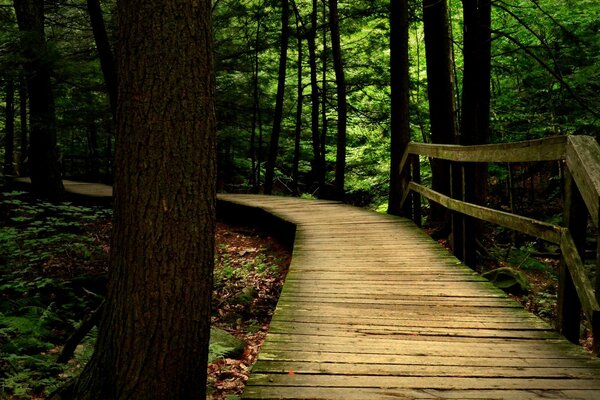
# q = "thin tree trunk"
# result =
<box><xmin>71</xmin><ymin>0</ymin><xmax>216</xmax><ymax>398</ymax></box>
<box><xmin>14</xmin><ymin>0</ymin><xmax>64</xmax><ymax>201</ymax></box>
<box><xmin>250</xmin><ymin>0</ymin><xmax>262</xmax><ymax>192</ymax></box>
<box><xmin>4</xmin><ymin>80</ymin><xmax>15</xmax><ymax>175</ymax></box>
<box><xmin>329</xmin><ymin>0</ymin><xmax>346</xmax><ymax>199</ymax></box>
<box><xmin>292</xmin><ymin>16</ymin><xmax>304</xmax><ymax>196</ymax></box>
<box><xmin>422</xmin><ymin>0</ymin><xmax>457</xmax><ymax>224</ymax></box>
<box><xmin>264</xmin><ymin>0</ymin><xmax>290</xmax><ymax>194</ymax></box>
<box><xmin>19</xmin><ymin>76</ymin><xmax>28</xmax><ymax>175</ymax></box>
<box><xmin>86</xmin><ymin>0</ymin><xmax>117</xmax><ymax>122</ymax></box>
<box><xmin>321</xmin><ymin>0</ymin><xmax>328</xmax><ymax>181</ymax></box>
<box><xmin>86</xmin><ymin>122</ymin><xmax>100</xmax><ymax>181</ymax></box>
<box><xmin>308</xmin><ymin>0</ymin><xmax>324</xmax><ymax>191</ymax></box>
<box><xmin>388</xmin><ymin>0</ymin><xmax>411</xmax><ymax>216</ymax></box>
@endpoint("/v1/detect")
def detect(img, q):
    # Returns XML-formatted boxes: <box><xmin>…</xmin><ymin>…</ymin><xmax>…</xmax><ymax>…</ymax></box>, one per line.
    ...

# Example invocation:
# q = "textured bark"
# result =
<box><xmin>329</xmin><ymin>0</ymin><xmax>347</xmax><ymax>199</ymax></box>
<box><xmin>292</xmin><ymin>16</ymin><xmax>304</xmax><ymax>196</ymax></box>
<box><xmin>19</xmin><ymin>76</ymin><xmax>28</xmax><ymax>175</ymax></box>
<box><xmin>308</xmin><ymin>0</ymin><xmax>324</xmax><ymax>191</ymax></box>
<box><xmin>461</xmin><ymin>0</ymin><xmax>491</xmax><ymax>184</ymax></box>
<box><xmin>460</xmin><ymin>0</ymin><xmax>491</xmax><ymax>267</ymax></box>
<box><xmin>14</xmin><ymin>0</ymin><xmax>64</xmax><ymax>201</ymax></box>
<box><xmin>264</xmin><ymin>0</ymin><xmax>290</xmax><ymax>194</ymax></box>
<box><xmin>4</xmin><ymin>80</ymin><xmax>15</xmax><ymax>175</ymax></box>
<box><xmin>320</xmin><ymin>0</ymin><xmax>328</xmax><ymax>182</ymax></box>
<box><xmin>423</xmin><ymin>0</ymin><xmax>457</xmax><ymax>223</ymax></box>
<box><xmin>86</xmin><ymin>0</ymin><xmax>117</xmax><ymax>122</ymax></box>
<box><xmin>388</xmin><ymin>0</ymin><xmax>411</xmax><ymax>216</ymax></box>
<box><xmin>250</xmin><ymin>1</ymin><xmax>263</xmax><ymax>192</ymax></box>
<box><xmin>71</xmin><ymin>0</ymin><xmax>216</xmax><ymax>398</ymax></box>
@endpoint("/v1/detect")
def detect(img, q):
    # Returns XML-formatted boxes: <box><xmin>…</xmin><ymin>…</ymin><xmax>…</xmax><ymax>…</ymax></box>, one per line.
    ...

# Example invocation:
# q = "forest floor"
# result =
<box><xmin>0</xmin><ymin>190</ymin><xmax>291</xmax><ymax>400</ymax></box>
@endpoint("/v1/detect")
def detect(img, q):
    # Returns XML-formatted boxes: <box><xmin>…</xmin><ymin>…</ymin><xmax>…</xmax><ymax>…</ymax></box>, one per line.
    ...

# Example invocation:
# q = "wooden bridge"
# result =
<box><xmin>10</xmin><ymin>135</ymin><xmax>600</xmax><ymax>398</ymax></box>
<box><xmin>219</xmin><ymin>193</ymin><xmax>600</xmax><ymax>400</ymax></box>
<box><xmin>221</xmin><ymin>135</ymin><xmax>600</xmax><ymax>399</ymax></box>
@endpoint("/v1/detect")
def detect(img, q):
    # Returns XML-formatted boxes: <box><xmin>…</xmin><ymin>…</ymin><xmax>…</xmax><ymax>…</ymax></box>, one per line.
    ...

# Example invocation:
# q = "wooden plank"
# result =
<box><xmin>253</xmin><ymin>353</ymin><xmax>600</xmax><ymax>368</ymax></box>
<box><xmin>247</xmin><ymin>374</ymin><xmax>600</xmax><ymax>390</ymax></box>
<box><xmin>251</xmin><ymin>360</ymin><xmax>600</xmax><ymax>378</ymax></box>
<box><xmin>243</xmin><ymin>386</ymin><xmax>600</xmax><ymax>400</ymax></box>
<box><xmin>267</xmin><ymin>321</ymin><xmax>558</xmax><ymax>339</ymax></box>
<box><xmin>257</xmin><ymin>347</ymin><xmax>599</xmax><ymax>364</ymax></box>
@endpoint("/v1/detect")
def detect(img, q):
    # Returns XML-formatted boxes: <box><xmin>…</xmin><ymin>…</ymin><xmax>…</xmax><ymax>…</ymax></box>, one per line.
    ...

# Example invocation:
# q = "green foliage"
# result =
<box><xmin>0</xmin><ymin>192</ymin><xmax>109</xmax><ymax>398</ymax></box>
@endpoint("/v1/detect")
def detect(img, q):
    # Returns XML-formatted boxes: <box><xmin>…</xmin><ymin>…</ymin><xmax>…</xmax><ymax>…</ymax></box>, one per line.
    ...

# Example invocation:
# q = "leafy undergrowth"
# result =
<box><xmin>0</xmin><ymin>191</ymin><xmax>291</xmax><ymax>399</ymax></box>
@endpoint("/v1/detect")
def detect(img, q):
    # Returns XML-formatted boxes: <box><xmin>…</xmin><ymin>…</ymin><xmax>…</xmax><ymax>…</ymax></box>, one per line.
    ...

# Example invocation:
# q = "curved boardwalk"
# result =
<box><xmin>218</xmin><ymin>194</ymin><xmax>600</xmax><ymax>400</ymax></box>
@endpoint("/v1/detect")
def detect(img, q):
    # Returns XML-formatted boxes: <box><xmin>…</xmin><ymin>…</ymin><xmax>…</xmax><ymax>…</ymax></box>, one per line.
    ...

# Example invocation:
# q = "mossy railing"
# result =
<box><xmin>399</xmin><ymin>135</ymin><xmax>600</xmax><ymax>354</ymax></box>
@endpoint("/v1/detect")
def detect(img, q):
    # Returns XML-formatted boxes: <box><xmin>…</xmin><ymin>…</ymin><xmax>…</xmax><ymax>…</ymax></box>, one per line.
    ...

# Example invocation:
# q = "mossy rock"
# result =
<box><xmin>208</xmin><ymin>327</ymin><xmax>245</xmax><ymax>362</ymax></box>
<box><xmin>482</xmin><ymin>267</ymin><xmax>530</xmax><ymax>295</ymax></box>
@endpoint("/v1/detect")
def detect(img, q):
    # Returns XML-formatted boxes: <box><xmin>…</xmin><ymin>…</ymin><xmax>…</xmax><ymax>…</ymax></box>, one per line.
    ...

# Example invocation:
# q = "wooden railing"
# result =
<box><xmin>399</xmin><ymin>135</ymin><xmax>600</xmax><ymax>353</ymax></box>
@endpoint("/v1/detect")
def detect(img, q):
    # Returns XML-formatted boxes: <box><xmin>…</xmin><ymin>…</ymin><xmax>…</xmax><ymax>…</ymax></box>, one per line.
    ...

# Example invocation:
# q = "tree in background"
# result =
<box><xmin>3</xmin><ymin>79</ymin><xmax>15</xmax><ymax>175</ymax></box>
<box><xmin>264</xmin><ymin>0</ymin><xmax>290</xmax><ymax>194</ymax></box>
<box><xmin>388</xmin><ymin>0</ymin><xmax>410</xmax><ymax>216</ymax></box>
<box><xmin>86</xmin><ymin>0</ymin><xmax>117</xmax><ymax>122</ymax></box>
<box><xmin>14</xmin><ymin>0</ymin><xmax>64</xmax><ymax>201</ymax></box>
<box><xmin>70</xmin><ymin>0</ymin><xmax>216</xmax><ymax>397</ymax></box>
<box><xmin>422</xmin><ymin>0</ymin><xmax>457</xmax><ymax>225</ymax></box>
<box><xmin>308</xmin><ymin>0</ymin><xmax>325</xmax><ymax>190</ymax></box>
<box><xmin>460</xmin><ymin>0</ymin><xmax>491</xmax><ymax>266</ymax></box>
<box><xmin>329</xmin><ymin>0</ymin><xmax>347</xmax><ymax>199</ymax></box>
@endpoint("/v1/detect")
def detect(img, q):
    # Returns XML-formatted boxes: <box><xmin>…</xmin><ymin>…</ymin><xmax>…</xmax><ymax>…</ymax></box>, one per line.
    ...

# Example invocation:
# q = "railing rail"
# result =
<box><xmin>399</xmin><ymin>135</ymin><xmax>600</xmax><ymax>354</ymax></box>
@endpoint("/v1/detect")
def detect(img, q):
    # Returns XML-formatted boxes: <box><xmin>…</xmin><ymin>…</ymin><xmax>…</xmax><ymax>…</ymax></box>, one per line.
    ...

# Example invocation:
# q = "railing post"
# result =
<box><xmin>463</xmin><ymin>162</ymin><xmax>477</xmax><ymax>268</ymax></box>
<box><xmin>411</xmin><ymin>155</ymin><xmax>421</xmax><ymax>227</ymax></box>
<box><xmin>558</xmin><ymin>168</ymin><xmax>586</xmax><ymax>344</ymax></box>
<box><xmin>450</xmin><ymin>162</ymin><xmax>464</xmax><ymax>261</ymax></box>
<box><xmin>596</xmin><ymin>232</ymin><xmax>600</xmax><ymax>354</ymax></box>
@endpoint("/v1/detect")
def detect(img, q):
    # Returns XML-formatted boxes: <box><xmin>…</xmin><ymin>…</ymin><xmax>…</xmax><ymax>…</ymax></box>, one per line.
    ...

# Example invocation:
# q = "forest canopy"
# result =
<box><xmin>0</xmin><ymin>0</ymin><xmax>599</xmax><ymax>207</ymax></box>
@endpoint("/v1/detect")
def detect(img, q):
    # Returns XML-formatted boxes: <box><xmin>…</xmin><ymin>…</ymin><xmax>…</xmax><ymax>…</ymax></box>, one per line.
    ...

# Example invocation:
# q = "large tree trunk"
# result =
<box><xmin>388</xmin><ymin>0</ymin><xmax>411</xmax><ymax>216</ymax></box>
<box><xmin>422</xmin><ymin>0</ymin><xmax>457</xmax><ymax>224</ymax></box>
<box><xmin>460</xmin><ymin>0</ymin><xmax>491</xmax><ymax>267</ymax></box>
<box><xmin>461</xmin><ymin>0</ymin><xmax>491</xmax><ymax>146</ymax></box>
<box><xmin>4</xmin><ymin>79</ymin><xmax>15</xmax><ymax>175</ymax></box>
<box><xmin>329</xmin><ymin>0</ymin><xmax>347</xmax><ymax>199</ymax></box>
<box><xmin>308</xmin><ymin>0</ymin><xmax>324</xmax><ymax>191</ymax></box>
<box><xmin>71</xmin><ymin>0</ymin><xmax>216</xmax><ymax>398</ymax></box>
<box><xmin>14</xmin><ymin>0</ymin><xmax>64</xmax><ymax>201</ymax></box>
<box><xmin>264</xmin><ymin>0</ymin><xmax>290</xmax><ymax>194</ymax></box>
<box><xmin>86</xmin><ymin>0</ymin><xmax>117</xmax><ymax>122</ymax></box>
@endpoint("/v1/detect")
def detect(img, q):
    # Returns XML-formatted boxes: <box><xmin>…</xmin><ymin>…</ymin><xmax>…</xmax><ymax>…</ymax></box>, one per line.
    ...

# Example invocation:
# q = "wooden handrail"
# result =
<box><xmin>407</xmin><ymin>182</ymin><xmax>563</xmax><ymax>244</ymax></box>
<box><xmin>399</xmin><ymin>134</ymin><xmax>600</xmax><ymax>354</ymax></box>
<box><xmin>566</xmin><ymin>136</ymin><xmax>600</xmax><ymax>227</ymax></box>
<box><xmin>399</xmin><ymin>135</ymin><xmax>568</xmax><ymax>173</ymax></box>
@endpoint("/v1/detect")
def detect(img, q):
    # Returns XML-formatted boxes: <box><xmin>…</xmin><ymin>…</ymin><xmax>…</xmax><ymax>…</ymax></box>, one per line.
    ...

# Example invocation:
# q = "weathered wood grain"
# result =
<box><xmin>407</xmin><ymin>182</ymin><xmax>563</xmax><ymax>244</ymax></box>
<box><xmin>404</xmin><ymin>135</ymin><xmax>567</xmax><ymax>164</ymax></box>
<box><xmin>216</xmin><ymin>194</ymin><xmax>600</xmax><ymax>400</ymax></box>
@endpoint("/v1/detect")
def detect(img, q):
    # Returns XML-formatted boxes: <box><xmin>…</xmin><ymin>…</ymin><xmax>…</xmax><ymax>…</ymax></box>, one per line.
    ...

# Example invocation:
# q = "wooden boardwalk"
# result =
<box><xmin>218</xmin><ymin>194</ymin><xmax>600</xmax><ymax>400</ymax></box>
